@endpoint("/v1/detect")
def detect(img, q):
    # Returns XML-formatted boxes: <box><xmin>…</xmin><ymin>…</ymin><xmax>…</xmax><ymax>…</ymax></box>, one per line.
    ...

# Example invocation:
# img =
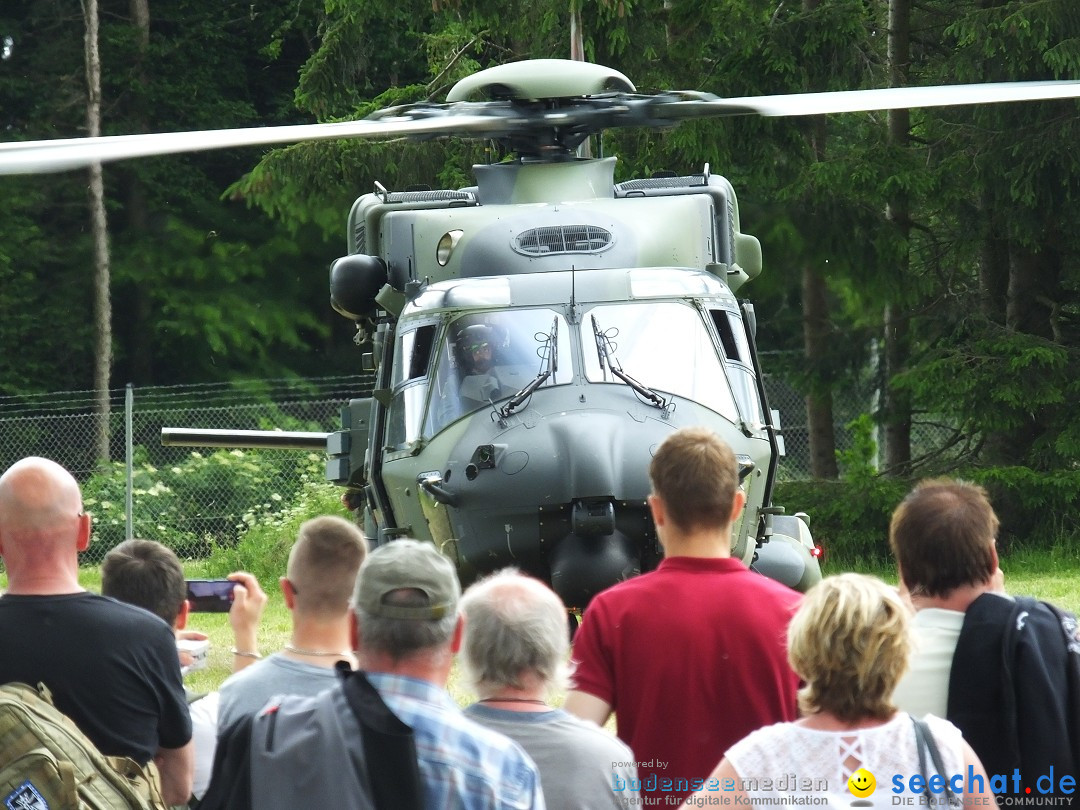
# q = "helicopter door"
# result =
<box><xmin>386</xmin><ymin>323</ymin><xmax>437</xmax><ymax>449</ymax></box>
<box><xmin>709</xmin><ymin>308</ymin><xmax>766</xmax><ymax>433</ymax></box>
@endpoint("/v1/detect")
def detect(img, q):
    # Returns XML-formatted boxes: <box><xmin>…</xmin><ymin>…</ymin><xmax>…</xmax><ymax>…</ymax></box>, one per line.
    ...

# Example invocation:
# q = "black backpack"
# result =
<box><xmin>199</xmin><ymin>666</ymin><xmax>422</xmax><ymax>810</ymax></box>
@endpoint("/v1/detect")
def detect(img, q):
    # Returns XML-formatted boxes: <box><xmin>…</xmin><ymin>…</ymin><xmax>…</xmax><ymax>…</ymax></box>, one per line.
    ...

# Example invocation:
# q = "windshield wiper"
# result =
<box><xmin>591</xmin><ymin>314</ymin><xmax>668</xmax><ymax>409</ymax></box>
<box><xmin>498</xmin><ymin>318</ymin><xmax>558</xmax><ymax>419</ymax></box>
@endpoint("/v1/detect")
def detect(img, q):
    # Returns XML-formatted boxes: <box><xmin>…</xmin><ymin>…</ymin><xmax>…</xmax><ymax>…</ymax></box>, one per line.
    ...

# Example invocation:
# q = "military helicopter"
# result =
<box><xmin>4</xmin><ymin>59</ymin><xmax>1079</xmax><ymax>608</ymax></box>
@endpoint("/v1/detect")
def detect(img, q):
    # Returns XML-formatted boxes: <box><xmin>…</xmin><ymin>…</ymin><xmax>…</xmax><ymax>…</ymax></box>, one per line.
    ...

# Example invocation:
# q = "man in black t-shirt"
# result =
<box><xmin>0</xmin><ymin>457</ymin><xmax>193</xmax><ymax>806</ymax></box>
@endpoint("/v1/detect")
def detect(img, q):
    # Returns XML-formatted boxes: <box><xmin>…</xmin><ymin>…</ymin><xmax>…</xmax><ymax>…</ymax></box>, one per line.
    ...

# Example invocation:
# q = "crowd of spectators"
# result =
<box><xmin>1</xmin><ymin>429</ymin><xmax>1077</xmax><ymax>809</ymax></box>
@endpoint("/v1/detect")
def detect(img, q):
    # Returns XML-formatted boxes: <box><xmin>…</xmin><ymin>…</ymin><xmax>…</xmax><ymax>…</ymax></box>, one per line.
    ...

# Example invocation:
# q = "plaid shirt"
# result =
<box><xmin>367</xmin><ymin>672</ymin><xmax>545</xmax><ymax>810</ymax></box>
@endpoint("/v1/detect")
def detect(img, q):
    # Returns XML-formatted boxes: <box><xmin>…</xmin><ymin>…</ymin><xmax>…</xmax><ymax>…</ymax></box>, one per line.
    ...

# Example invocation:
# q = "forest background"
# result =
<box><xmin>2</xmin><ymin>0</ymin><xmax>1080</xmax><ymax>563</ymax></box>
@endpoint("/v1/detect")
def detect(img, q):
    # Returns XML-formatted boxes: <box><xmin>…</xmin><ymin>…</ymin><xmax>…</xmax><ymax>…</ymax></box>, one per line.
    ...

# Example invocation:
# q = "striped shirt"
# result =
<box><xmin>366</xmin><ymin>672</ymin><xmax>545</xmax><ymax>810</ymax></box>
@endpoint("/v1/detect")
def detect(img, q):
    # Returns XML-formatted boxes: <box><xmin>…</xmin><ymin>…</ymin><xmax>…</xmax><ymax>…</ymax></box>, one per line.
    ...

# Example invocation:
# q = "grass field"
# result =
<box><xmin>824</xmin><ymin>549</ymin><xmax>1080</xmax><ymax>615</ymax></box>
<box><xmin>5</xmin><ymin>550</ymin><xmax>1078</xmax><ymax>703</ymax></box>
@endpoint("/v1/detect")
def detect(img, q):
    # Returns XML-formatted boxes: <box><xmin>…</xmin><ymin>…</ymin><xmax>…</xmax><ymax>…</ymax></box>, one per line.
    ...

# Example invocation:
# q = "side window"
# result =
<box><xmin>392</xmin><ymin>325</ymin><xmax>436</xmax><ymax>387</ymax></box>
<box><xmin>386</xmin><ymin>324</ymin><xmax>437</xmax><ymax>448</ymax></box>
<box><xmin>711</xmin><ymin>309</ymin><xmax>750</xmax><ymax>365</ymax></box>
<box><xmin>709</xmin><ymin>308</ymin><xmax>764</xmax><ymax>428</ymax></box>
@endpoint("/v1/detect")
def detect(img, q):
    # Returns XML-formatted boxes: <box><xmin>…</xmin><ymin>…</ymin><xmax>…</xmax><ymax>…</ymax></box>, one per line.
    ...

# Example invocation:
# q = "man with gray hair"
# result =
<box><xmin>353</xmin><ymin>540</ymin><xmax>545</xmax><ymax>809</ymax></box>
<box><xmin>460</xmin><ymin>568</ymin><xmax>637</xmax><ymax>809</ymax></box>
<box><xmin>202</xmin><ymin>538</ymin><xmax>548</xmax><ymax>809</ymax></box>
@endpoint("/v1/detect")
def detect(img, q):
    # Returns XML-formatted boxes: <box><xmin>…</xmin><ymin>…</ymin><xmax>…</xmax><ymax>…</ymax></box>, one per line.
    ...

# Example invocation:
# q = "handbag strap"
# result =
<box><xmin>912</xmin><ymin>716</ymin><xmax>954</xmax><ymax>801</ymax></box>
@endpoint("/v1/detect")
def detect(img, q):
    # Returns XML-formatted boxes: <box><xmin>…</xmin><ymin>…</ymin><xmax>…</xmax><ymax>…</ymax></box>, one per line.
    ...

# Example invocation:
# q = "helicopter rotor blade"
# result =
<box><xmin>0</xmin><ymin>111</ymin><xmax>509</xmax><ymax>175</ymax></box>
<box><xmin>1</xmin><ymin>78</ymin><xmax>1077</xmax><ymax>176</ymax></box>
<box><xmin>681</xmin><ymin>80</ymin><xmax>1080</xmax><ymax>118</ymax></box>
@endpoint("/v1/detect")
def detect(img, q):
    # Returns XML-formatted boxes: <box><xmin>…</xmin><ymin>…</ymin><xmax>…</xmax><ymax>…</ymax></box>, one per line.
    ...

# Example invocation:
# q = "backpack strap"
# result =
<box><xmin>912</xmin><ymin>716</ymin><xmax>954</xmax><ymax>803</ymax></box>
<box><xmin>337</xmin><ymin>663</ymin><xmax>424</xmax><ymax>810</ymax></box>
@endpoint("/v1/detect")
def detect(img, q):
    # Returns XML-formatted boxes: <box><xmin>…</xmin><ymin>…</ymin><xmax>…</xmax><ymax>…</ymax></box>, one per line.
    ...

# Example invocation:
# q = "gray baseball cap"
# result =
<box><xmin>354</xmin><ymin>538</ymin><xmax>461</xmax><ymax>620</ymax></box>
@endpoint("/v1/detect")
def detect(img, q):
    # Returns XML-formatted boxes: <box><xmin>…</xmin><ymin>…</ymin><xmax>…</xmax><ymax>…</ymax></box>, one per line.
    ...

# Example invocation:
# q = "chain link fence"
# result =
<box><xmin>0</xmin><ymin>377</ymin><xmax>373</xmax><ymax>565</ymax></box>
<box><xmin>763</xmin><ymin>370</ymin><xmax>960</xmax><ymax>481</ymax></box>
<box><xmin>1</xmin><ymin>373</ymin><xmax>956</xmax><ymax>565</ymax></box>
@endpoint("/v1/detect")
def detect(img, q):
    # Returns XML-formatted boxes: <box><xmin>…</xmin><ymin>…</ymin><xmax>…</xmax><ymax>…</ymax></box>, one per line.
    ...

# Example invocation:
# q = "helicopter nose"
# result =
<box><xmin>536</xmin><ymin>410</ymin><xmax>659</xmax><ymax>607</ymax></box>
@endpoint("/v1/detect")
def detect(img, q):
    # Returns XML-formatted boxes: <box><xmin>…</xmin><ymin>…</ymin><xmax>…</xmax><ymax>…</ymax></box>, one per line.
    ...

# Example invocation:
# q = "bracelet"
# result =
<box><xmin>230</xmin><ymin>648</ymin><xmax>262</xmax><ymax>659</ymax></box>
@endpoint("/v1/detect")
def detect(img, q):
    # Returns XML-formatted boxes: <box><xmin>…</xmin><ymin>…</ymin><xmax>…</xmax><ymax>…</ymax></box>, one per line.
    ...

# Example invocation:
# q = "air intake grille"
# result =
<box><xmin>385</xmin><ymin>190</ymin><xmax>475</xmax><ymax>203</ymax></box>
<box><xmin>513</xmin><ymin>225</ymin><xmax>613</xmax><ymax>256</ymax></box>
<box><xmin>616</xmin><ymin>175</ymin><xmax>706</xmax><ymax>191</ymax></box>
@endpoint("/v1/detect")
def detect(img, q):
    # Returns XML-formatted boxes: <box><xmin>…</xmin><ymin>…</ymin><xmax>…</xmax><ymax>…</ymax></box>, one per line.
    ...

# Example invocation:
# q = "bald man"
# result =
<box><xmin>0</xmin><ymin>457</ymin><xmax>194</xmax><ymax>805</ymax></box>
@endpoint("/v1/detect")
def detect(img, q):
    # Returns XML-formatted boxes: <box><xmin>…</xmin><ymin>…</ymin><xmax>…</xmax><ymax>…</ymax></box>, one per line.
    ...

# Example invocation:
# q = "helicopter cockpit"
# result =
<box><xmin>386</xmin><ymin>306</ymin><xmax>575</xmax><ymax>447</ymax></box>
<box><xmin>383</xmin><ymin>267</ymin><xmax>772</xmax><ymax>456</ymax></box>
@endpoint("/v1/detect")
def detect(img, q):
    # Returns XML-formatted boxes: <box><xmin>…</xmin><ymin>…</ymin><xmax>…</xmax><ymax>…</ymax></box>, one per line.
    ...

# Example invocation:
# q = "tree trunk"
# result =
<box><xmin>882</xmin><ymin>304</ymin><xmax>911</xmax><ymax>472</ymax></box>
<box><xmin>798</xmin><ymin>3</ymin><xmax>839</xmax><ymax>480</ymax></box>
<box><xmin>85</xmin><ymin>0</ymin><xmax>112</xmax><ymax>463</ymax></box>
<box><xmin>569</xmin><ymin>1</ymin><xmax>584</xmax><ymax>61</ymax></box>
<box><xmin>1006</xmin><ymin>244</ymin><xmax>1060</xmax><ymax>340</ymax></box>
<box><xmin>803</xmin><ymin>258</ymin><xmax>839</xmax><ymax>479</ymax></box>
<box><xmin>569</xmin><ymin>2</ymin><xmax>592</xmax><ymax>158</ymax></box>
<box><xmin>978</xmin><ymin>204</ymin><xmax>1009</xmax><ymax>323</ymax></box>
<box><xmin>882</xmin><ymin>0</ymin><xmax>912</xmax><ymax>474</ymax></box>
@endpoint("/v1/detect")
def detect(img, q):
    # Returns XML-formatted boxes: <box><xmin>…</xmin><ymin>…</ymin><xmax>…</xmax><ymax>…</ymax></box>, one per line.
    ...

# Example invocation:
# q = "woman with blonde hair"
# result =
<box><xmin>682</xmin><ymin>573</ymin><xmax>993</xmax><ymax>809</ymax></box>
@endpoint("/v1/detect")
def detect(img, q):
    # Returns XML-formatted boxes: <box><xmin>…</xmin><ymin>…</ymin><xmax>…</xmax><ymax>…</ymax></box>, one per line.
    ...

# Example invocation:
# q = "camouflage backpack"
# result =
<box><xmin>0</xmin><ymin>682</ymin><xmax>161</xmax><ymax>810</ymax></box>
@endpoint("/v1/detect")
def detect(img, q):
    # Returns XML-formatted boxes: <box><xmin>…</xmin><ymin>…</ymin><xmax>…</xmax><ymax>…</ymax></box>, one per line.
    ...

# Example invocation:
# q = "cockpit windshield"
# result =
<box><xmin>421</xmin><ymin>309</ymin><xmax>573</xmax><ymax>438</ymax></box>
<box><xmin>582</xmin><ymin>301</ymin><xmax>739</xmax><ymax>422</ymax></box>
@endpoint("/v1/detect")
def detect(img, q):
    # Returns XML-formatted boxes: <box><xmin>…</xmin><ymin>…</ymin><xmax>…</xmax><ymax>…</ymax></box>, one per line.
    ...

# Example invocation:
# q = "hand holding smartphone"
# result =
<box><xmin>185</xmin><ymin>579</ymin><xmax>238</xmax><ymax>612</ymax></box>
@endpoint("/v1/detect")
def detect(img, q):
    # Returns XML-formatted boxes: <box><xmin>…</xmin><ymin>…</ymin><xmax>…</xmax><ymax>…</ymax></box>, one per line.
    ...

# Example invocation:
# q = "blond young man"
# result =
<box><xmin>565</xmin><ymin>427</ymin><xmax>802</xmax><ymax>805</ymax></box>
<box><xmin>217</xmin><ymin>515</ymin><xmax>366</xmax><ymax>729</ymax></box>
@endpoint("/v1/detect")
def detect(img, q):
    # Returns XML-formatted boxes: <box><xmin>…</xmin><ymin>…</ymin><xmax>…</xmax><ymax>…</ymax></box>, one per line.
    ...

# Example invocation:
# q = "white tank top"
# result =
<box><xmin>722</xmin><ymin>713</ymin><xmax>966</xmax><ymax>810</ymax></box>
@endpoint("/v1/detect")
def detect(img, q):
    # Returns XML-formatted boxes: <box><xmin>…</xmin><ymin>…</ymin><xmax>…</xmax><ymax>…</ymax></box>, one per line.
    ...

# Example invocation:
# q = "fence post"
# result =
<box><xmin>125</xmin><ymin>383</ymin><xmax>133</xmax><ymax>541</ymax></box>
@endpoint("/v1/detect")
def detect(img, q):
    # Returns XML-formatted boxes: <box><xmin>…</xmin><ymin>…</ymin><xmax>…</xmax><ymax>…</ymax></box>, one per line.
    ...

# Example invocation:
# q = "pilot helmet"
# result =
<box><xmin>460</xmin><ymin>324</ymin><xmax>495</xmax><ymax>355</ymax></box>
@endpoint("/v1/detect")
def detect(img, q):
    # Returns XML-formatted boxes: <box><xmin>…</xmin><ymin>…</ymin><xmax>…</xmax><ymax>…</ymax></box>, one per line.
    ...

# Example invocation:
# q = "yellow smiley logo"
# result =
<box><xmin>847</xmin><ymin>768</ymin><xmax>876</xmax><ymax>798</ymax></box>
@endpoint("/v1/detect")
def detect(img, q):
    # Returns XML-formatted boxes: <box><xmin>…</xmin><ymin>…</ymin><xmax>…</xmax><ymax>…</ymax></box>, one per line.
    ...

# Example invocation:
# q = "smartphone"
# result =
<box><xmin>185</xmin><ymin>579</ymin><xmax>237</xmax><ymax>612</ymax></box>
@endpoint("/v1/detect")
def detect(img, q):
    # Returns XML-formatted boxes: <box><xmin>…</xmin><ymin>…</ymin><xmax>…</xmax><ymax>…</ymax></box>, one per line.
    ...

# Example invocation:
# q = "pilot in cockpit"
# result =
<box><xmin>462</xmin><ymin>324</ymin><xmax>496</xmax><ymax>375</ymax></box>
<box><xmin>458</xmin><ymin>324</ymin><xmax>504</xmax><ymax>404</ymax></box>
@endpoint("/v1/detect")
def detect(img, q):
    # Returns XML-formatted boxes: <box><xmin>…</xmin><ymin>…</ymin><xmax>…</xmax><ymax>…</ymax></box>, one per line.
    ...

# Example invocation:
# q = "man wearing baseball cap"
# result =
<box><xmin>353</xmin><ymin>538</ymin><xmax>545</xmax><ymax>809</ymax></box>
<box><xmin>202</xmin><ymin>537</ymin><xmax>544</xmax><ymax>809</ymax></box>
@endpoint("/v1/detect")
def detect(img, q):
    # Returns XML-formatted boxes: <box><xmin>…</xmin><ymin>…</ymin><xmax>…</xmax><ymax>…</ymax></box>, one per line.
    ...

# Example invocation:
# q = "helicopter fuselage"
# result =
<box><xmin>88</xmin><ymin>56</ymin><xmax>1075</xmax><ymax>607</ymax></box>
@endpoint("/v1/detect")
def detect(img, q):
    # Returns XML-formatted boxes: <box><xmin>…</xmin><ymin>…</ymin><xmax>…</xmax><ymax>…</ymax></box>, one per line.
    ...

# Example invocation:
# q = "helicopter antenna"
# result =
<box><xmin>568</xmin><ymin>266</ymin><xmax>579</xmax><ymax>324</ymax></box>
